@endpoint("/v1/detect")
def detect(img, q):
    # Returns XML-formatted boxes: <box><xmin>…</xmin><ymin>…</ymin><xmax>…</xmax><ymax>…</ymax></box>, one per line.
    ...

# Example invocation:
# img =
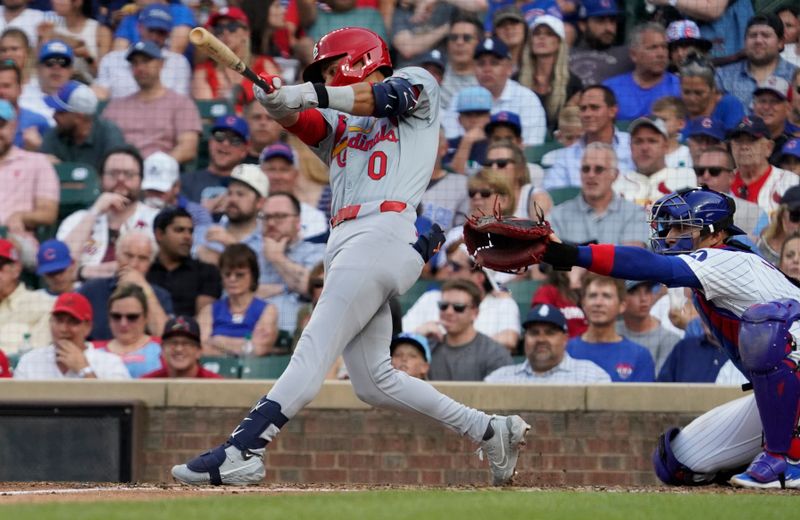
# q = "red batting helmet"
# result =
<box><xmin>302</xmin><ymin>27</ymin><xmax>393</xmax><ymax>86</ymax></box>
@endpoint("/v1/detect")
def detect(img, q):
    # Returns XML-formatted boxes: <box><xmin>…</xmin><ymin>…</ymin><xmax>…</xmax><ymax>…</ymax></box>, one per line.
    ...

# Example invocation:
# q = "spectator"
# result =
<box><xmin>13</xmin><ymin>292</ymin><xmax>130</xmax><ymax>380</ymax></box>
<box><xmin>678</xmin><ymin>55</ymin><xmax>745</xmax><ymax>135</ymax></box>
<box><xmin>242</xmin><ymin>100</ymin><xmax>284</xmax><ymax>165</ymax></box>
<box><xmin>198</xmin><ymin>244</ymin><xmax>278</xmax><ymax>357</ymax></box>
<box><xmin>614</xmin><ymin>116</ymin><xmax>697</xmax><ymax>207</ymax></box>
<box><xmin>779</xmin><ymin>6</ymin><xmax>800</xmax><ymax>68</ymax></box>
<box><xmin>390</xmin><ymin>0</ymin><xmax>453</xmax><ymax>69</ymax></box>
<box><xmin>96</xmin><ymin>283</ymin><xmax>162</xmax><ymax>378</ymax></box>
<box><xmin>694</xmin><ymin>147</ymin><xmax>766</xmax><ymax>238</ymax></box>
<box><xmin>93</xmin><ymin>5</ymin><xmax>192</xmax><ymax>100</ymax></box>
<box><xmin>0</xmin><ymin>59</ymin><xmax>49</xmax><ymax>151</ymax></box>
<box><xmin>602</xmin><ymin>23</ymin><xmax>680</xmax><ymax>121</ymax></box>
<box><xmin>757</xmin><ymin>185</ymin><xmax>800</xmax><ymax>265</ymax></box>
<box><xmin>780</xmin><ymin>232</ymin><xmax>800</xmax><ymax>279</ymax></box>
<box><xmin>569</xmin><ymin>0</ymin><xmax>633</xmax><ymax>86</ymax></box>
<box><xmin>485</xmin><ymin>304</ymin><xmax>610</xmax><ymax>383</ymax></box>
<box><xmin>79</xmin><ymin>230</ymin><xmax>172</xmax><ymax>341</ymax></box>
<box><xmin>0</xmin><ymin>238</ymin><xmax>53</xmax><ymax>353</ymax></box>
<box><xmin>257</xmin><ymin>192</ymin><xmax>325</xmax><ymax>332</ymax></box>
<box><xmin>40</xmin><ymin>80</ymin><xmax>126</xmax><ymax>169</ymax></box>
<box><xmin>58</xmin><ymin>146</ymin><xmax>158</xmax><ymax>277</ymax></box>
<box><xmin>180</xmin><ymin>115</ymin><xmax>250</xmax><ymax>216</ymax></box>
<box><xmin>36</xmin><ymin>238</ymin><xmax>77</xmax><ymax>296</ymax></box>
<box><xmin>259</xmin><ymin>143</ymin><xmax>328</xmax><ymax>239</ymax></box>
<box><xmin>141</xmin><ymin>316</ymin><xmax>223</xmax><ymax>379</ymax></box>
<box><xmin>780</xmin><ymin>137</ymin><xmax>800</xmax><ymax>175</ymax></box>
<box><xmin>440</xmin><ymin>12</ymin><xmax>481</xmax><ymax>110</ymax></box>
<box><xmin>549</xmin><ymin>142</ymin><xmax>650</xmax><ymax>246</ymax></box>
<box><xmin>492</xmin><ymin>6</ymin><xmax>527</xmax><ymax>79</ymax></box>
<box><xmin>390</xmin><ymin>332</ymin><xmax>431</xmax><ymax>380</ymax></box>
<box><xmin>445</xmin><ymin>85</ymin><xmax>492</xmax><ymax>176</ymax></box>
<box><xmin>650</xmin><ymin>96</ymin><xmax>692</xmax><ymax>168</ymax></box>
<box><xmin>684</xmin><ymin>116</ymin><xmax>726</xmax><ymax>165</ymax></box>
<box><xmin>729</xmin><ymin>115</ymin><xmax>797</xmax><ymax>214</ymax></box>
<box><xmin>567</xmin><ymin>273</ymin><xmax>655</xmax><ymax>382</ymax></box>
<box><xmin>542</xmin><ymin>85</ymin><xmax>634</xmax><ymax>190</ymax></box>
<box><xmin>665</xmin><ymin>20</ymin><xmax>712</xmax><ymax>72</ymax></box>
<box><xmin>423</xmin><ymin>129</ymin><xmax>470</xmax><ymax>230</ymax></box>
<box><xmin>307</xmin><ymin>0</ymin><xmax>387</xmax><ymax>44</ymax></box>
<box><xmin>485</xmin><ymin>110</ymin><xmax>525</xmax><ymax>146</ymax></box>
<box><xmin>716</xmin><ymin>13</ymin><xmax>796</xmax><ymax>109</ymax></box>
<box><xmin>103</xmin><ymin>41</ymin><xmax>201</xmax><ymax>164</ymax></box>
<box><xmin>196</xmin><ymin>164</ymin><xmax>268</xmax><ymax>265</ymax></box>
<box><xmin>0</xmin><ymin>28</ymin><xmax>33</xmax><ymax>89</ymax></box>
<box><xmin>485</xmin><ymin>140</ymin><xmax>551</xmax><ymax>218</ymax></box>
<box><xmin>192</xmin><ymin>7</ymin><xmax>280</xmax><ymax>111</ymax></box>
<box><xmin>426</xmin><ymin>279</ymin><xmax>513</xmax><ymax>381</ymax></box>
<box><xmin>751</xmin><ymin>76</ymin><xmax>793</xmax><ymax>165</ymax></box>
<box><xmin>113</xmin><ymin>0</ymin><xmax>195</xmax><ymax>56</ymax></box>
<box><xmin>617</xmin><ymin>280</ymin><xmax>680</xmax><ymax>373</ymax></box>
<box><xmin>147</xmin><ymin>207</ymin><xmax>221</xmax><ymax>318</ymax></box>
<box><xmin>657</xmin><ymin>320</ymin><xmax>728</xmax><ymax>383</ymax></box>
<box><xmin>531</xmin><ymin>266</ymin><xmax>588</xmax><ymax>338</ymax></box>
<box><xmin>0</xmin><ymin>99</ymin><xmax>59</xmax><ymax>252</ymax></box>
<box><xmin>37</xmin><ymin>0</ymin><xmax>110</xmax><ymax>80</ymax></box>
<box><xmin>294</xmin><ymin>261</ymin><xmax>324</xmax><ymax>345</ymax></box>
<box><xmin>141</xmin><ymin>152</ymin><xmax>212</xmax><ymax>228</ymax></box>
<box><xmin>552</xmin><ymin>105</ymin><xmax>582</xmax><ymax>148</ymax></box>
<box><xmin>0</xmin><ymin>0</ymin><xmax>44</xmax><ymax>47</ymax></box>
<box><xmin>413</xmin><ymin>49</ymin><xmax>446</xmax><ymax>85</ymax></box>
<box><xmin>519</xmin><ymin>15</ymin><xmax>581</xmax><ymax>132</ymax></box>
<box><xmin>19</xmin><ymin>40</ymin><xmax>74</xmax><ymax>124</ymax></box>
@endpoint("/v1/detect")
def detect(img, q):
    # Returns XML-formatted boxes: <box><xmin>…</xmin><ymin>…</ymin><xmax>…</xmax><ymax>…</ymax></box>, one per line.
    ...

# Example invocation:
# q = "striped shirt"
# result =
<box><xmin>484</xmin><ymin>353</ymin><xmax>611</xmax><ymax>383</ymax></box>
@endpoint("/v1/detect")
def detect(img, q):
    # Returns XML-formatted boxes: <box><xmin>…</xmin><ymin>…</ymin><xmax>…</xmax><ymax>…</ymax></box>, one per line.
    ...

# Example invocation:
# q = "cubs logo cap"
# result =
<box><xmin>486</xmin><ymin>110</ymin><xmax>522</xmax><ymax>136</ymax></box>
<box><xmin>523</xmin><ymin>304</ymin><xmax>568</xmax><ymax>332</ymax></box>
<box><xmin>579</xmin><ymin>0</ymin><xmax>620</xmax><ymax>19</ymax></box>
<box><xmin>685</xmin><ymin>117</ymin><xmax>725</xmax><ymax>142</ymax></box>
<box><xmin>52</xmin><ymin>292</ymin><xmax>93</xmax><ymax>322</ymax></box>
<box><xmin>36</xmin><ymin>239</ymin><xmax>72</xmax><ymax>275</ymax></box>
<box><xmin>211</xmin><ymin>115</ymin><xmax>250</xmax><ymax>141</ymax></box>
<box><xmin>781</xmin><ymin>137</ymin><xmax>800</xmax><ymax>161</ymax></box>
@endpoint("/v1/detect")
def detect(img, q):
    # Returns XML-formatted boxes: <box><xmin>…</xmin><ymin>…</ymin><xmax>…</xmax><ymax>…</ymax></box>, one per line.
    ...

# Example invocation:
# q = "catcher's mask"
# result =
<box><xmin>649</xmin><ymin>186</ymin><xmax>745</xmax><ymax>255</ymax></box>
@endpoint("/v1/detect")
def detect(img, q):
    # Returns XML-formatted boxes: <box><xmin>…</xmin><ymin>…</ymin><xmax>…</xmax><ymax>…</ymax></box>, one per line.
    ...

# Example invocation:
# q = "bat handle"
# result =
<box><xmin>244</xmin><ymin>69</ymin><xmax>281</xmax><ymax>94</ymax></box>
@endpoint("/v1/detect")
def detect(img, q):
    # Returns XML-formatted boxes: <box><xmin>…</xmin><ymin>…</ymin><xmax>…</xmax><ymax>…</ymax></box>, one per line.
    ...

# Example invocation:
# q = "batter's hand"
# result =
<box><xmin>412</xmin><ymin>223</ymin><xmax>445</xmax><ymax>263</ymax></box>
<box><xmin>253</xmin><ymin>76</ymin><xmax>319</xmax><ymax>120</ymax></box>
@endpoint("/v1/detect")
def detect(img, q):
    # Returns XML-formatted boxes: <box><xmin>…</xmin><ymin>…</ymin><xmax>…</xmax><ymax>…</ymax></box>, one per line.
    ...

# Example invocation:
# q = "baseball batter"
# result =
<box><xmin>171</xmin><ymin>27</ymin><xmax>530</xmax><ymax>487</ymax></box>
<box><xmin>538</xmin><ymin>186</ymin><xmax>800</xmax><ymax>489</ymax></box>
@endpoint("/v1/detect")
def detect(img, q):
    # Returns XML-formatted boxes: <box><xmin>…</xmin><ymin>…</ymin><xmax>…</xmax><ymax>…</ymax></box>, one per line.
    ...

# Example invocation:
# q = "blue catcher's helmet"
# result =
<box><xmin>649</xmin><ymin>186</ymin><xmax>746</xmax><ymax>255</ymax></box>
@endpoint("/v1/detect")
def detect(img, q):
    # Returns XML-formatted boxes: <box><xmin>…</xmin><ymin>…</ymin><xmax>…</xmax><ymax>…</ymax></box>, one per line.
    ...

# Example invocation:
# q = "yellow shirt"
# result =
<box><xmin>0</xmin><ymin>284</ymin><xmax>53</xmax><ymax>354</ymax></box>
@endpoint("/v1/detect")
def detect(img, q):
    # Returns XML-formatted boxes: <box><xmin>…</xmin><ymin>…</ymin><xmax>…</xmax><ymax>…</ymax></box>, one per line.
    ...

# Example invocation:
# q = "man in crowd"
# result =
<box><xmin>36</xmin><ymin>239</ymin><xmax>77</xmax><ymax>297</ymax></box>
<box><xmin>569</xmin><ymin>0</ymin><xmax>633</xmax><ymax>86</ymax></box>
<box><xmin>444</xmin><ymin>86</ymin><xmax>492</xmax><ymax>175</ymax></box>
<box><xmin>0</xmin><ymin>238</ymin><xmax>53</xmax><ymax>353</ymax></box>
<box><xmin>57</xmin><ymin>146</ymin><xmax>159</xmax><ymax>279</ymax></box>
<box><xmin>141</xmin><ymin>151</ymin><xmax>212</xmax><ymax>228</ymax></box>
<box><xmin>716</xmin><ymin>14</ymin><xmax>797</xmax><ymax>109</ymax></box>
<box><xmin>40</xmin><ymin>80</ymin><xmax>126</xmax><ymax>169</ymax></box>
<box><xmin>485</xmin><ymin>304</ymin><xmax>610</xmax><ymax>383</ymax></box>
<box><xmin>20</xmin><ymin>40</ymin><xmax>74</xmax><ymax>123</ymax></box>
<box><xmin>548</xmin><ymin>143</ymin><xmax>650</xmax><ymax>246</ymax></box>
<box><xmin>147</xmin><ymin>207</ymin><xmax>221</xmax><ymax>318</ymax></box>
<box><xmin>423</xmin><ymin>129</ymin><xmax>470</xmax><ymax>230</ymax></box>
<box><xmin>103</xmin><ymin>41</ymin><xmax>200</xmax><ymax>164</ymax></box>
<box><xmin>543</xmin><ymin>85</ymin><xmax>633</xmax><ymax>190</ymax></box>
<box><xmin>242</xmin><ymin>100</ymin><xmax>283</xmax><ymax>165</ymax></box>
<box><xmin>142</xmin><ymin>316</ymin><xmax>222</xmax><ymax>379</ymax></box>
<box><xmin>0</xmin><ymin>60</ymin><xmax>49</xmax><ymax>151</ymax></box>
<box><xmin>389</xmin><ymin>332</ymin><xmax>431</xmax><ymax>380</ymax></box>
<box><xmin>751</xmin><ymin>76</ymin><xmax>794</xmax><ymax>165</ymax></box>
<box><xmin>567</xmin><ymin>274</ymin><xmax>655</xmax><ymax>382</ymax></box>
<box><xmin>440</xmin><ymin>13</ymin><xmax>481</xmax><ymax>110</ymax></box>
<box><xmin>13</xmin><ymin>292</ymin><xmax>130</xmax><ymax>380</ymax></box>
<box><xmin>426</xmin><ymin>279</ymin><xmax>512</xmax><ymax>381</ymax></box>
<box><xmin>658</xmin><ymin>320</ymin><xmax>728</xmax><ymax>383</ymax></box>
<box><xmin>684</xmin><ymin>116</ymin><xmax>726</xmax><ymax>165</ymax></box>
<box><xmin>257</xmin><ymin>192</ymin><xmax>324</xmax><ymax>332</ymax></box>
<box><xmin>602</xmin><ymin>23</ymin><xmax>680</xmax><ymax>121</ymax></box>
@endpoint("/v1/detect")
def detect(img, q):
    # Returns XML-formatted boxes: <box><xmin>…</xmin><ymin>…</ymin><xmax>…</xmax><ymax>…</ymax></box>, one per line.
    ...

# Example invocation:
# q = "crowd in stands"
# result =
<box><xmin>0</xmin><ymin>0</ymin><xmax>799</xmax><ymax>387</ymax></box>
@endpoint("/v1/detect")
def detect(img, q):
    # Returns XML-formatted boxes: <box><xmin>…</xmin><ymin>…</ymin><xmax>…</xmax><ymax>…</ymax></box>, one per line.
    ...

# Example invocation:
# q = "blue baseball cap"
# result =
<box><xmin>685</xmin><ymin>116</ymin><xmax>725</xmax><ymax>142</ymax></box>
<box><xmin>126</xmin><ymin>40</ymin><xmax>163</xmax><ymax>61</ymax></box>
<box><xmin>46</xmin><ymin>80</ymin><xmax>98</xmax><ymax>115</ymax></box>
<box><xmin>211</xmin><ymin>115</ymin><xmax>249</xmax><ymax>141</ymax></box>
<box><xmin>781</xmin><ymin>137</ymin><xmax>800</xmax><ymax>160</ymax></box>
<box><xmin>456</xmin><ymin>86</ymin><xmax>493</xmax><ymax>113</ymax></box>
<box><xmin>523</xmin><ymin>304</ymin><xmax>568</xmax><ymax>332</ymax></box>
<box><xmin>0</xmin><ymin>99</ymin><xmax>15</xmax><ymax>121</ymax></box>
<box><xmin>485</xmin><ymin>110</ymin><xmax>522</xmax><ymax>136</ymax></box>
<box><xmin>390</xmin><ymin>333</ymin><xmax>431</xmax><ymax>363</ymax></box>
<box><xmin>579</xmin><ymin>0</ymin><xmax>620</xmax><ymax>18</ymax></box>
<box><xmin>39</xmin><ymin>40</ymin><xmax>73</xmax><ymax>63</ymax></box>
<box><xmin>474</xmin><ymin>37</ymin><xmax>510</xmax><ymax>60</ymax></box>
<box><xmin>139</xmin><ymin>5</ymin><xmax>173</xmax><ymax>32</ymax></box>
<box><xmin>259</xmin><ymin>142</ymin><xmax>295</xmax><ymax>164</ymax></box>
<box><xmin>728</xmin><ymin>115</ymin><xmax>770</xmax><ymax>140</ymax></box>
<box><xmin>36</xmin><ymin>239</ymin><xmax>72</xmax><ymax>275</ymax></box>
<box><xmin>415</xmin><ymin>49</ymin><xmax>445</xmax><ymax>72</ymax></box>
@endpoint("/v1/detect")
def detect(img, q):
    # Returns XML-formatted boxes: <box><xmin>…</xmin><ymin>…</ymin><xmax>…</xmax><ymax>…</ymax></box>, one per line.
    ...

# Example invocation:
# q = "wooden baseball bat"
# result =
<box><xmin>189</xmin><ymin>27</ymin><xmax>280</xmax><ymax>93</ymax></box>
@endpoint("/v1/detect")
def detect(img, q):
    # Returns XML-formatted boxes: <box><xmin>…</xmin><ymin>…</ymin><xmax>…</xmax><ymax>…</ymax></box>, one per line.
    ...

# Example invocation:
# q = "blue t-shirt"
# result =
<box><xmin>602</xmin><ymin>73</ymin><xmax>681</xmax><ymax>121</ymax></box>
<box><xmin>14</xmin><ymin>108</ymin><xmax>51</xmax><ymax>148</ymax></box>
<box><xmin>656</xmin><ymin>335</ymin><xmax>728</xmax><ymax>383</ymax></box>
<box><xmin>105</xmin><ymin>340</ymin><xmax>162</xmax><ymax>379</ymax></box>
<box><xmin>211</xmin><ymin>297</ymin><xmax>268</xmax><ymax>338</ymax></box>
<box><xmin>567</xmin><ymin>336</ymin><xmax>655</xmax><ymax>382</ymax></box>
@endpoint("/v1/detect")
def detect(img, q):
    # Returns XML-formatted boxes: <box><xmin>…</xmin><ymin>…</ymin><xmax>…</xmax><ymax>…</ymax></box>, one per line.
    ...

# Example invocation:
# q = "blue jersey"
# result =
<box><xmin>567</xmin><ymin>337</ymin><xmax>655</xmax><ymax>382</ymax></box>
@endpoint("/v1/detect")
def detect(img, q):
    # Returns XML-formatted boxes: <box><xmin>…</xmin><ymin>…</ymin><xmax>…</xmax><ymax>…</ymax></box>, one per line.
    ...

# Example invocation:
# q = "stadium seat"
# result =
<box><xmin>275</xmin><ymin>329</ymin><xmax>294</xmax><ymax>352</ymax></box>
<box><xmin>7</xmin><ymin>353</ymin><xmax>20</xmax><ymax>371</ymax></box>
<box><xmin>505</xmin><ymin>279</ymin><xmax>542</xmax><ymax>320</ymax></box>
<box><xmin>615</xmin><ymin>120</ymin><xmax>632</xmax><ymax>132</ymax></box>
<box><xmin>547</xmin><ymin>186</ymin><xmax>580</xmax><ymax>206</ymax></box>
<box><xmin>399</xmin><ymin>280</ymin><xmax>441</xmax><ymax>314</ymax></box>
<box><xmin>200</xmin><ymin>356</ymin><xmax>241</xmax><ymax>378</ymax></box>
<box><xmin>524</xmin><ymin>142</ymin><xmax>562</xmax><ymax>165</ymax></box>
<box><xmin>195</xmin><ymin>99</ymin><xmax>234</xmax><ymax>123</ymax></box>
<box><xmin>55</xmin><ymin>162</ymin><xmax>100</xmax><ymax>220</ymax></box>
<box><xmin>511</xmin><ymin>355</ymin><xmax>526</xmax><ymax>364</ymax></box>
<box><xmin>240</xmin><ymin>355</ymin><xmax>292</xmax><ymax>379</ymax></box>
<box><xmin>95</xmin><ymin>100</ymin><xmax>108</xmax><ymax>116</ymax></box>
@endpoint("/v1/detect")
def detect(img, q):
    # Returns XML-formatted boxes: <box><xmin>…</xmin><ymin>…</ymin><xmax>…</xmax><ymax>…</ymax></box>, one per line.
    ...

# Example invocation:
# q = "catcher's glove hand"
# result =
<box><xmin>463</xmin><ymin>206</ymin><xmax>552</xmax><ymax>274</ymax></box>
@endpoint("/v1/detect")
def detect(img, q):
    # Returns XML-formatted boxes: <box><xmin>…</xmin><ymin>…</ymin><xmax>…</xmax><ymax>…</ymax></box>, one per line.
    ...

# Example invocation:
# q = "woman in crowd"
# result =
<box><xmin>757</xmin><ymin>204</ymin><xmax>800</xmax><ymax>266</ymax></box>
<box><xmin>38</xmin><ymin>0</ymin><xmax>111</xmax><ymax>78</ymax></box>
<box><xmin>99</xmin><ymin>283</ymin><xmax>162</xmax><ymax>378</ymax></box>
<box><xmin>0</xmin><ymin>29</ymin><xmax>35</xmax><ymax>88</ymax></box>
<box><xmin>484</xmin><ymin>141</ymin><xmax>552</xmax><ymax>218</ymax></box>
<box><xmin>492</xmin><ymin>6</ymin><xmax>528</xmax><ymax>79</ymax></box>
<box><xmin>518</xmin><ymin>15</ymin><xmax>581</xmax><ymax>133</ymax></box>
<box><xmin>778</xmin><ymin>6</ymin><xmax>800</xmax><ymax>67</ymax></box>
<box><xmin>779</xmin><ymin>232</ymin><xmax>800</xmax><ymax>280</ymax></box>
<box><xmin>678</xmin><ymin>54</ymin><xmax>745</xmax><ymax>133</ymax></box>
<box><xmin>192</xmin><ymin>7</ymin><xmax>281</xmax><ymax>111</ymax></box>
<box><xmin>198</xmin><ymin>244</ymin><xmax>278</xmax><ymax>356</ymax></box>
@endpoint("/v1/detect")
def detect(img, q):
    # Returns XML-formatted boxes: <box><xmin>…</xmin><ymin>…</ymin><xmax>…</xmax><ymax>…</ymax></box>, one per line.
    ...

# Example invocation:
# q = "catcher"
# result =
<box><xmin>465</xmin><ymin>185</ymin><xmax>800</xmax><ymax>489</ymax></box>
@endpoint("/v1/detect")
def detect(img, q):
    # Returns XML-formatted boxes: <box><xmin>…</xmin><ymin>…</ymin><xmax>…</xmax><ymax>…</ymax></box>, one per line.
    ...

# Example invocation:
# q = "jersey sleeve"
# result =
<box><xmin>676</xmin><ymin>248</ymin><xmax>761</xmax><ymax>301</ymax></box>
<box><xmin>390</xmin><ymin>66</ymin><xmax>439</xmax><ymax>126</ymax></box>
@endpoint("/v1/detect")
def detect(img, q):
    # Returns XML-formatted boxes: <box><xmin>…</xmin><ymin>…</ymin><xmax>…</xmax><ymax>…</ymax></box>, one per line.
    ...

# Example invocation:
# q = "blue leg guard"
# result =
<box><xmin>652</xmin><ymin>427</ymin><xmax>716</xmax><ymax>486</ymax></box>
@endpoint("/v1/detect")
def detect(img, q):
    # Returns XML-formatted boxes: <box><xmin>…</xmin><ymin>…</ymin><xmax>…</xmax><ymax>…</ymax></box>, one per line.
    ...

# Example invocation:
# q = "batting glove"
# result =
<box><xmin>412</xmin><ymin>223</ymin><xmax>446</xmax><ymax>263</ymax></box>
<box><xmin>253</xmin><ymin>76</ymin><xmax>319</xmax><ymax>120</ymax></box>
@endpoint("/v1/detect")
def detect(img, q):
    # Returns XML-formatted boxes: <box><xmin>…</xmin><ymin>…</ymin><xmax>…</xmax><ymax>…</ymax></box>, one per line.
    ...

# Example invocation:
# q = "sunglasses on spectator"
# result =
<box><xmin>42</xmin><ymin>57</ymin><xmax>71</xmax><ymax>68</ymax></box>
<box><xmin>447</xmin><ymin>260</ymin><xmax>470</xmax><ymax>272</ymax></box>
<box><xmin>437</xmin><ymin>301</ymin><xmax>470</xmax><ymax>313</ymax></box>
<box><xmin>110</xmin><ymin>312</ymin><xmax>142</xmax><ymax>322</ymax></box>
<box><xmin>694</xmin><ymin>166</ymin><xmax>731</xmax><ymax>177</ymax></box>
<box><xmin>484</xmin><ymin>159</ymin><xmax>513</xmax><ymax>168</ymax></box>
<box><xmin>789</xmin><ymin>209</ymin><xmax>800</xmax><ymax>224</ymax></box>
<box><xmin>468</xmin><ymin>189</ymin><xmax>494</xmax><ymax>198</ymax></box>
<box><xmin>211</xmin><ymin>130</ymin><xmax>245</xmax><ymax>146</ymax></box>
<box><xmin>580</xmin><ymin>164</ymin><xmax>608</xmax><ymax>174</ymax></box>
<box><xmin>213</xmin><ymin>22</ymin><xmax>245</xmax><ymax>35</ymax></box>
<box><xmin>448</xmin><ymin>33</ymin><xmax>475</xmax><ymax>43</ymax></box>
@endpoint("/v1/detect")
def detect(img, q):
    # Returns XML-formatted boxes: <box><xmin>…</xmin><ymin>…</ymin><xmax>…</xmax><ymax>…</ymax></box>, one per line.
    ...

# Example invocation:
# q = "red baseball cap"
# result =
<box><xmin>0</xmin><ymin>238</ymin><xmax>19</xmax><ymax>262</ymax></box>
<box><xmin>205</xmin><ymin>7</ymin><xmax>249</xmax><ymax>29</ymax></box>
<box><xmin>52</xmin><ymin>292</ymin><xmax>93</xmax><ymax>322</ymax></box>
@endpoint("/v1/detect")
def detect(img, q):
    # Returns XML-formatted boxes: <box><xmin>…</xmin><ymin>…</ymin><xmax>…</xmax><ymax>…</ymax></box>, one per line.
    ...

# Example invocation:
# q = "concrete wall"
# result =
<box><xmin>0</xmin><ymin>381</ymin><xmax>749</xmax><ymax>486</ymax></box>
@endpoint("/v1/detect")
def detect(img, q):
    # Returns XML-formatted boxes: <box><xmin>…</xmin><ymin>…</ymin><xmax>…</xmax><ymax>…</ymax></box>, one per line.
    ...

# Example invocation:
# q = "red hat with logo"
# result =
<box><xmin>205</xmin><ymin>6</ymin><xmax>249</xmax><ymax>29</ymax></box>
<box><xmin>52</xmin><ymin>292</ymin><xmax>93</xmax><ymax>322</ymax></box>
<box><xmin>0</xmin><ymin>239</ymin><xmax>19</xmax><ymax>263</ymax></box>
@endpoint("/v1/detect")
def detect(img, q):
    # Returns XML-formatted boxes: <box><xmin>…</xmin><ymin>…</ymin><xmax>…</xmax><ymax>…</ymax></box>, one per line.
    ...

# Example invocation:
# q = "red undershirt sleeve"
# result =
<box><xmin>284</xmin><ymin>109</ymin><xmax>328</xmax><ymax>146</ymax></box>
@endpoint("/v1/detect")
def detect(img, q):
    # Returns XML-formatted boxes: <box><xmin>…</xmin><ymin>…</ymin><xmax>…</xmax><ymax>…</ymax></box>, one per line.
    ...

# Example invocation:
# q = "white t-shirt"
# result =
<box><xmin>0</xmin><ymin>7</ymin><xmax>46</xmax><ymax>47</ymax></box>
<box><xmin>402</xmin><ymin>289</ymin><xmax>520</xmax><ymax>338</ymax></box>
<box><xmin>19</xmin><ymin>77</ymin><xmax>54</xmax><ymax>125</ymax></box>
<box><xmin>14</xmin><ymin>343</ymin><xmax>131</xmax><ymax>380</ymax></box>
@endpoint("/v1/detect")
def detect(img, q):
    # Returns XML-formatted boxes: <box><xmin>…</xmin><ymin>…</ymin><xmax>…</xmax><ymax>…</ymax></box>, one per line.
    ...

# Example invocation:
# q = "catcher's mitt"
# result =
<box><xmin>463</xmin><ymin>205</ymin><xmax>552</xmax><ymax>274</ymax></box>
